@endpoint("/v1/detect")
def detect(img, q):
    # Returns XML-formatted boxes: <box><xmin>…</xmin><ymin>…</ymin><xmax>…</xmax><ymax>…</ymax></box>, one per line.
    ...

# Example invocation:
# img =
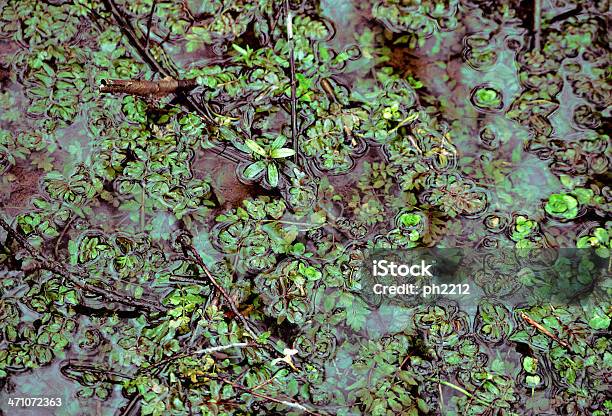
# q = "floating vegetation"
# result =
<box><xmin>0</xmin><ymin>0</ymin><xmax>610</xmax><ymax>415</ymax></box>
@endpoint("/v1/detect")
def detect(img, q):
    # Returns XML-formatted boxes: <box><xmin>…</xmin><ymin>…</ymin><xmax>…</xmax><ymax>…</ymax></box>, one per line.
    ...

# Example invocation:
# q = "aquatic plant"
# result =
<box><xmin>0</xmin><ymin>0</ymin><xmax>609</xmax><ymax>415</ymax></box>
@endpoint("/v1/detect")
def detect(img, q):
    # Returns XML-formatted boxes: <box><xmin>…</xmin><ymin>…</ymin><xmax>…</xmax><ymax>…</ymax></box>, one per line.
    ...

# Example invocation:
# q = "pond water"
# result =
<box><xmin>0</xmin><ymin>0</ymin><xmax>609</xmax><ymax>415</ymax></box>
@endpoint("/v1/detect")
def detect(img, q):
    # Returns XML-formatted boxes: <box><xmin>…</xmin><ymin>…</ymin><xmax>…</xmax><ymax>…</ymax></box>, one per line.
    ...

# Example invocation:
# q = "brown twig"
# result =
<box><xmin>177</xmin><ymin>236</ymin><xmax>260</xmax><ymax>340</ymax></box>
<box><xmin>144</xmin><ymin>0</ymin><xmax>157</xmax><ymax>49</ymax></box>
<box><xmin>54</xmin><ymin>215</ymin><xmax>75</xmax><ymax>258</ymax></box>
<box><xmin>101</xmin><ymin>0</ymin><xmax>215</xmax><ymax>122</ymax></box>
<box><xmin>100</xmin><ymin>78</ymin><xmax>198</xmax><ymax>98</ymax></box>
<box><xmin>101</xmin><ymin>0</ymin><xmax>254</xmax><ymax>166</ymax></box>
<box><xmin>140</xmin><ymin>342</ymin><xmax>255</xmax><ymax>375</ymax></box>
<box><xmin>320</xmin><ymin>78</ymin><xmax>338</xmax><ymax>104</ymax></box>
<box><xmin>119</xmin><ymin>394</ymin><xmax>141</xmax><ymax>416</ymax></box>
<box><xmin>102</xmin><ymin>0</ymin><xmax>168</xmax><ymax>75</ymax></box>
<box><xmin>520</xmin><ymin>312</ymin><xmax>570</xmax><ymax>348</ymax></box>
<box><xmin>0</xmin><ymin>217</ymin><xmax>165</xmax><ymax>313</ymax></box>
<box><xmin>63</xmin><ymin>362</ymin><xmax>131</xmax><ymax>381</ymax></box>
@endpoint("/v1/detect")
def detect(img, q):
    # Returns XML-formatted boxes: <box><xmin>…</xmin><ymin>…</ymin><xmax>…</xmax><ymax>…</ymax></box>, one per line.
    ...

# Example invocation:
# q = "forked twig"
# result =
<box><xmin>101</xmin><ymin>0</ymin><xmax>253</xmax><ymax>165</ymax></box>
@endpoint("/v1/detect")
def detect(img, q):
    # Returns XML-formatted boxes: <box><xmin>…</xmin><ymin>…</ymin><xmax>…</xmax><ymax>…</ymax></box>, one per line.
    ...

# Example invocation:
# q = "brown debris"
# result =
<box><xmin>99</xmin><ymin>77</ymin><xmax>198</xmax><ymax>98</ymax></box>
<box><xmin>520</xmin><ymin>312</ymin><xmax>570</xmax><ymax>348</ymax></box>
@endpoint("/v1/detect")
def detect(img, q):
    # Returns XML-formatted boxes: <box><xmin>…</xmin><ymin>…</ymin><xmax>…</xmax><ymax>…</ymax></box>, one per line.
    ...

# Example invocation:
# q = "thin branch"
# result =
<box><xmin>101</xmin><ymin>0</ymin><xmax>169</xmax><ymax>75</ymax></box>
<box><xmin>0</xmin><ymin>217</ymin><xmax>165</xmax><ymax>313</ymax></box>
<box><xmin>100</xmin><ymin>78</ymin><xmax>198</xmax><ymax>98</ymax></box>
<box><xmin>101</xmin><ymin>0</ymin><xmax>213</xmax><ymax>122</ymax></box>
<box><xmin>54</xmin><ymin>215</ymin><xmax>75</xmax><ymax>258</ymax></box>
<box><xmin>141</xmin><ymin>342</ymin><xmax>256</xmax><ymax>374</ymax></box>
<box><xmin>216</xmin><ymin>375</ymin><xmax>324</xmax><ymax>416</ymax></box>
<box><xmin>119</xmin><ymin>394</ymin><xmax>141</xmax><ymax>416</ymax></box>
<box><xmin>194</xmin><ymin>342</ymin><xmax>249</xmax><ymax>355</ymax></box>
<box><xmin>286</xmin><ymin>0</ymin><xmax>299</xmax><ymax>166</ymax></box>
<box><xmin>144</xmin><ymin>0</ymin><xmax>157</xmax><ymax>49</ymax></box>
<box><xmin>63</xmin><ymin>362</ymin><xmax>131</xmax><ymax>381</ymax></box>
<box><xmin>429</xmin><ymin>378</ymin><xmax>491</xmax><ymax>408</ymax></box>
<box><xmin>177</xmin><ymin>235</ymin><xmax>260</xmax><ymax>340</ymax></box>
<box><xmin>101</xmin><ymin>0</ymin><xmax>253</xmax><ymax>166</ymax></box>
<box><xmin>520</xmin><ymin>312</ymin><xmax>569</xmax><ymax>348</ymax></box>
<box><xmin>533</xmin><ymin>0</ymin><xmax>542</xmax><ymax>52</ymax></box>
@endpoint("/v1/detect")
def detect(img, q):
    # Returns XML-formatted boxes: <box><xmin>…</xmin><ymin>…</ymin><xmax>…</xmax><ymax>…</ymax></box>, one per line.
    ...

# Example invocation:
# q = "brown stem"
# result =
<box><xmin>520</xmin><ymin>312</ymin><xmax>569</xmax><ymax>348</ymax></box>
<box><xmin>320</xmin><ymin>78</ymin><xmax>338</xmax><ymax>104</ymax></box>
<box><xmin>177</xmin><ymin>236</ymin><xmax>259</xmax><ymax>340</ymax></box>
<box><xmin>100</xmin><ymin>78</ymin><xmax>198</xmax><ymax>98</ymax></box>
<box><xmin>144</xmin><ymin>0</ymin><xmax>157</xmax><ymax>49</ymax></box>
<box><xmin>54</xmin><ymin>215</ymin><xmax>75</xmax><ymax>258</ymax></box>
<box><xmin>102</xmin><ymin>0</ymin><xmax>253</xmax><ymax>166</ymax></box>
<box><xmin>140</xmin><ymin>342</ymin><xmax>256</xmax><ymax>375</ymax></box>
<box><xmin>0</xmin><ymin>217</ymin><xmax>165</xmax><ymax>313</ymax></box>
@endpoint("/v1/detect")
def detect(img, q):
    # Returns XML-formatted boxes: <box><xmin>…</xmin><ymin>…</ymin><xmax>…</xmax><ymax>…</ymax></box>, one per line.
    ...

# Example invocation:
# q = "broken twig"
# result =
<box><xmin>215</xmin><ymin>375</ymin><xmax>324</xmax><ymax>415</ymax></box>
<box><xmin>177</xmin><ymin>235</ymin><xmax>260</xmax><ymax>340</ymax></box>
<box><xmin>100</xmin><ymin>78</ymin><xmax>198</xmax><ymax>98</ymax></box>
<box><xmin>521</xmin><ymin>312</ymin><xmax>569</xmax><ymax>348</ymax></box>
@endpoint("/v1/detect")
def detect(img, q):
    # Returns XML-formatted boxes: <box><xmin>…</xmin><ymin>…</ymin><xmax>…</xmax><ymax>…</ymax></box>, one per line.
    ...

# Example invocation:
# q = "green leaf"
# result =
<box><xmin>593</xmin><ymin>228</ymin><xmax>609</xmax><ymax>244</ymax></box>
<box><xmin>243</xmin><ymin>161</ymin><xmax>266</xmax><ymax>179</ymax></box>
<box><xmin>526</xmin><ymin>375</ymin><xmax>541</xmax><ymax>388</ymax></box>
<box><xmin>244</xmin><ymin>139</ymin><xmax>267</xmax><ymax>157</ymax></box>
<box><xmin>270</xmin><ymin>148</ymin><xmax>295</xmax><ymax>159</ymax></box>
<box><xmin>545</xmin><ymin>194</ymin><xmax>578</xmax><ymax>219</ymax></box>
<box><xmin>231</xmin><ymin>44</ymin><xmax>247</xmax><ymax>55</ymax></box>
<box><xmin>267</xmin><ymin>163</ymin><xmax>279</xmax><ymax>187</ymax></box>
<box><xmin>588</xmin><ymin>314</ymin><xmax>610</xmax><ymax>330</ymax></box>
<box><xmin>270</xmin><ymin>135</ymin><xmax>287</xmax><ymax>150</ymax></box>
<box><xmin>523</xmin><ymin>356</ymin><xmax>537</xmax><ymax>373</ymax></box>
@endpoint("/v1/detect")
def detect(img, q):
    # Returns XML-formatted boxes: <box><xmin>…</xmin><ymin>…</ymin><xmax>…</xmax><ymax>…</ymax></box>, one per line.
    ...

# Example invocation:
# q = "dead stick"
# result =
<box><xmin>141</xmin><ymin>342</ymin><xmax>255</xmax><ymax>375</ymax></box>
<box><xmin>101</xmin><ymin>0</ymin><xmax>216</xmax><ymax>123</ymax></box>
<box><xmin>177</xmin><ymin>235</ymin><xmax>260</xmax><ymax>340</ymax></box>
<box><xmin>102</xmin><ymin>0</ymin><xmax>253</xmax><ymax>166</ymax></box>
<box><xmin>100</xmin><ymin>78</ymin><xmax>198</xmax><ymax>98</ymax></box>
<box><xmin>520</xmin><ymin>312</ymin><xmax>569</xmax><ymax>348</ymax></box>
<box><xmin>0</xmin><ymin>217</ymin><xmax>165</xmax><ymax>313</ymax></box>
